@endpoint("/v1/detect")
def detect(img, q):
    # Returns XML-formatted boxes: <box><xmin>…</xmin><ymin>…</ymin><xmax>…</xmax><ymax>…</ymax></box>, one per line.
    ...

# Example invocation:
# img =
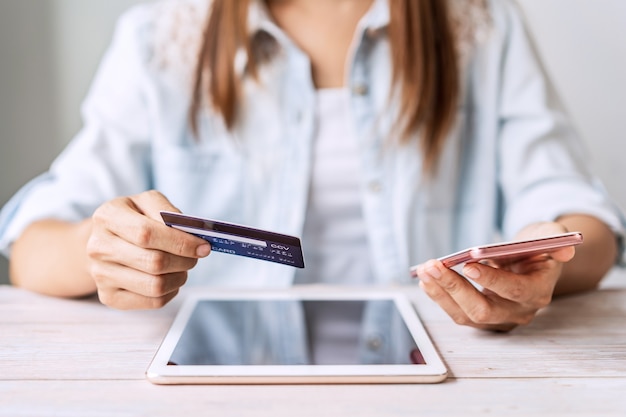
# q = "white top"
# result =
<box><xmin>295</xmin><ymin>88</ymin><xmax>374</xmax><ymax>287</ymax></box>
<box><xmin>294</xmin><ymin>88</ymin><xmax>374</xmax><ymax>364</ymax></box>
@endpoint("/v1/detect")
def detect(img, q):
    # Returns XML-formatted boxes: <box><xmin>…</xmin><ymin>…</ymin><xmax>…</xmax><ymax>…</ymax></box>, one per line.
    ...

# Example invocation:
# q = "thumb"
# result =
<box><xmin>549</xmin><ymin>245</ymin><xmax>576</xmax><ymax>263</ymax></box>
<box><xmin>131</xmin><ymin>190</ymin><xmax>182</xmax><ymax>221</ymax></box>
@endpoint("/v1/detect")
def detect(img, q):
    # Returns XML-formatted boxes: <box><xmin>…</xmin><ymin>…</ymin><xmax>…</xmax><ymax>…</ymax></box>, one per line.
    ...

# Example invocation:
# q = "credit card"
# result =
<box><xmin>160</xmin><ymin>211</ymin><xmax>305</xmax><ymax>268</ymax></box>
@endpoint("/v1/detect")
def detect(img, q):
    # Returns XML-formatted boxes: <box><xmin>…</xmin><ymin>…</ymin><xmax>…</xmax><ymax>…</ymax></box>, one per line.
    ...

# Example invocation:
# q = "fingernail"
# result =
<box><xmin>196</xmin><ymin>244</ymin><xmax>211</xmax><ymax>257</ymax></box>
<box><xmin>464</xmin><ymin>265</ymin><xmax>480</xmax><ymax>280</ymax></box>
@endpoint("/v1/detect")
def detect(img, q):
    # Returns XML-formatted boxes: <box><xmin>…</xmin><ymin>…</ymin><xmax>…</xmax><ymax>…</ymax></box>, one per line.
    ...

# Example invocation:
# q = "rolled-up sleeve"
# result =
<box><xmin>494</xmin><ymin>0</ymin><xmax>626</xmax><ymax>254</ymax></box>
<box><xmin>0</xmin><ymin>5</ymin><xmax>155</xmax><ymax>257</ymax></box>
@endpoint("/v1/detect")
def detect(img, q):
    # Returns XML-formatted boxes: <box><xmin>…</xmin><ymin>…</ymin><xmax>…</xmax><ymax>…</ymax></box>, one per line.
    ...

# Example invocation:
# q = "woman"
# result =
<box><xmin>0</xmin><ymin>0</ymin><xmax>623</xmax><ymax>333</ymax></box>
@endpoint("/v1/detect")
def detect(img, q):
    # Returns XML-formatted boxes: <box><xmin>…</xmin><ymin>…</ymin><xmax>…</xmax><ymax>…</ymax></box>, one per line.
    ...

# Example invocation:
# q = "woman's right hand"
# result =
<box><xmin>86</xmin><ymin>190</ymin><xmax>211</xmax><ymax>310</ymax></box>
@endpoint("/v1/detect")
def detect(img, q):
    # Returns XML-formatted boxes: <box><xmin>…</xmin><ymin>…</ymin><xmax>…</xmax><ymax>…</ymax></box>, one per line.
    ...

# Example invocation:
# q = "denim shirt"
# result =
<box><xmin>0</xmin><ymin>0</ymin><xmax>624</xmax><ymax>357</ymax></box>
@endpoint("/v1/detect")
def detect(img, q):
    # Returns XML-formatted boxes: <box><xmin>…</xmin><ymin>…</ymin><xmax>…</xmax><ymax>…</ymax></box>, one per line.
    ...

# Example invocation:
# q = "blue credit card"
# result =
<box><xmin>160</xmin><ymin>211</ymin><xmax>305</xmax><ymax>268</ymax></box>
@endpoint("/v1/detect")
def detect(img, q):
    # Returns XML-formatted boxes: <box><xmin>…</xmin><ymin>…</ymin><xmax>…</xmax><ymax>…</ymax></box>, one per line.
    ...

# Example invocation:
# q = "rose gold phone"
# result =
<box><xmin>410</xmin><ymin>232</ymin><xmax>583</xmax><ymax>277</ymax></box>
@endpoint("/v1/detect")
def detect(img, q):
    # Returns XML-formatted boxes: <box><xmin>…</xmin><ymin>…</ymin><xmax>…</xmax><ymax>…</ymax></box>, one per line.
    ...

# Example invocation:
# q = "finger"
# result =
<box><xmin>90</xmin><ymin>258</ymin><xmax>188</xmax><ymax>299</ymax></box>
<box><xmin>417</xmin><ymin>260</ymin><xmax>495</xmax><ymax>325</ymax></box>
<box><xmin>462</xmin><ymin>262</ymin><xmax>555</xmax><ymax>307</ymax></box>
<box><xmin>93</xmin><ymin>196</ymin><xmax>211</xmax><ymax>259</ymax></box>
<box><xmin>418</xmin><ymin>278</ymin><xmax>473</xmax><ymax>327</ymax></box>
<box><xmin>418</xmin><ymin>260</ymin><xmax>534</xmax><ymax>327</ymax></box>
<box><xmin>418</xmin><ymin>280</ymin><xmax>521</xmax><ymax>331</ymax></box>
<box><xmin>88</xmin><ymin>228</ymin><xmax>198</xmax><ymax>275</ymax></box>
<box><xmin>98</xmin><ymin>287</ymin><xmax>180</xmax><ymax>310</ymax></box>
<box><xmin>547</xmin><ymin>245</ymin><xmax>576</xmax><ymax>263</ymax></box>
<box><xmin>131</xmin><ymin>190</ymin><xmax>214</xmax><ymax>258</ymax></box>
<box><xmin>132</xmin><ymin>190</ymin><xmax>182</xmax><ymax>221</ymax></box>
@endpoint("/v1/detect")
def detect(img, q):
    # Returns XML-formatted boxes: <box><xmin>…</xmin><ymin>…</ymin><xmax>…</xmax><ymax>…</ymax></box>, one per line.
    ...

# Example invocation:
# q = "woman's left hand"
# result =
<box><xmin>413</xmin><ymin>222</ymin><xmax>576</xmax><ymax>332</ymax></box>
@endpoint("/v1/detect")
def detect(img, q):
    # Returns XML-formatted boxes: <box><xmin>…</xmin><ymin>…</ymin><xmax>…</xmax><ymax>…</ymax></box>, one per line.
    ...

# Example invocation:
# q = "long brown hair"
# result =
<box><xmin>190</xmin><ymin>0</ymin><xmax>460</xmax><ymax>174</ymax></box>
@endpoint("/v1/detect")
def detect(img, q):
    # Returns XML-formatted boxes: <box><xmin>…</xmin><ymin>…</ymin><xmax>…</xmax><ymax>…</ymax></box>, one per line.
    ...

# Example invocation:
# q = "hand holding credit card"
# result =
<box><xmin>160</xmin><ymin>211</ymin><xmax>305</xmax><ymax>268</ymax></box>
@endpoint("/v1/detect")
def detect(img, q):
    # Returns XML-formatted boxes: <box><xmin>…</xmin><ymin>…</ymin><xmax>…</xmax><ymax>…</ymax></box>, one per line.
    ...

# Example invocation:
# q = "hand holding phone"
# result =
<box><xmin>410</xmin><ymin>232</ymin><xmax>583</xmax><ymax>277</ymax></box>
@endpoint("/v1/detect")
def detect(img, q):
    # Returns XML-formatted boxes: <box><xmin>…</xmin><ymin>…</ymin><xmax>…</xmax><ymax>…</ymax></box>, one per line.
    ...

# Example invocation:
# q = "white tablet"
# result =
<box><xmin>146</xmin><ymin>288</ymin><xmax>447</xmax><ymax>384</ymax></box>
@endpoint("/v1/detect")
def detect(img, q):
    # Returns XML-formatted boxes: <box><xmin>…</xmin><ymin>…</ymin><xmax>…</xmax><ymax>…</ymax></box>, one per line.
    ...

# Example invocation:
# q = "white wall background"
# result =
<box><xmin>1</xmin><ymin>0</ymin><xmax>625</xmax><ymax>285</ymax></box>
<box><xmin>518</xmin><ymin>0</ymin><xmax>626</xmax><ymax>209</ymax></box>
<box><xmin>0</xmin><ymin>0</ymin><xmax>145</xmax><ymax>285</ymax></box>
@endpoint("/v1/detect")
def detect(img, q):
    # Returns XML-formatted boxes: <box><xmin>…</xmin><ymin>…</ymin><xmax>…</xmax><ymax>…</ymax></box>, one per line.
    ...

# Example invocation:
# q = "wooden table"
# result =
<box><xmin>1</xmin><ymin>270</ymin><xmax>626</xmax><ymax>416</ymax></box>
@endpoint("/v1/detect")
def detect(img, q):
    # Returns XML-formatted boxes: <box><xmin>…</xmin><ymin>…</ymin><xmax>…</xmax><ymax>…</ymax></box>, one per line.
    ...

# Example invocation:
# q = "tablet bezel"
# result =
<box><xmin>146</xmin><ymin>288</ymin><xmax>447</xmax><ymax>384</ymax></box>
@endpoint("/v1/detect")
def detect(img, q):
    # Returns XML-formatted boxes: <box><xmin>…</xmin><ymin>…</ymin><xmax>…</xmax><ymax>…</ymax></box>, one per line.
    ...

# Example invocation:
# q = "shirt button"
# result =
<box><xmin>366</xmin><ymin>335</ymin><xmax>383</xmax><ymax>351</ymax></box>
<box><xmin>352</xmin><ymin>84</ymin><xmax>368</xmax><ymax>96</ymax></box>
<box><xmin>368</xmin><ymin>181</ymin><xmax>382</xmax><ymax>193</ymax></box>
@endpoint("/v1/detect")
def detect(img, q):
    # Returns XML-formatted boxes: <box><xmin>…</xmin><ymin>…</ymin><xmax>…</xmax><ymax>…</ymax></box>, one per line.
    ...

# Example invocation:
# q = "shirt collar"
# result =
<box><xmin>361</xmin><ymin>0</ymin><xmax>390</xmax><ymax>32</ymax></box>
<box><xmin>247</xmin><ymin>0</ymin><xmax>390</xmax><ymax>40</ymax></box>
<box><xmin>240</xmin><ymin>0</ymin><xmax>390</xmax><ymax>76</ymax></box>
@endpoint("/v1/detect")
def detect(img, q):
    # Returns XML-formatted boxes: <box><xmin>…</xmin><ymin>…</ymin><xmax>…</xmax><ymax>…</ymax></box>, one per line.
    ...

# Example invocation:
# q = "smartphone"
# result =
<box><xmin>410</xmin><ymin>231</ymin><xmax>583</xmax><ymax>277</ymax></box>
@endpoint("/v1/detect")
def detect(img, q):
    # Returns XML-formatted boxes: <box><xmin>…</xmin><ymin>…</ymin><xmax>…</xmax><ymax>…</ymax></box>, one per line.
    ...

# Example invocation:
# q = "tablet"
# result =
<box><xmin>146</xmin><ymin>288</ymin><xmax>447</xmax><ymax>384</ymax></box>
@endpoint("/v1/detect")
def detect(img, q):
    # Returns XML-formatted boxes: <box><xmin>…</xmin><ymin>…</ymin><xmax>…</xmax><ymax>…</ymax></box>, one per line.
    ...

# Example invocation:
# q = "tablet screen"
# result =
<box><xmin>147</xmin><ymin>290</ymin><xmax>447</xmax><ymax>384</ymax></box>
<box><xmin>168</xmin><ymin>299</ymin><xmax>423</xmax><ymax>367</ymax></box>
